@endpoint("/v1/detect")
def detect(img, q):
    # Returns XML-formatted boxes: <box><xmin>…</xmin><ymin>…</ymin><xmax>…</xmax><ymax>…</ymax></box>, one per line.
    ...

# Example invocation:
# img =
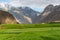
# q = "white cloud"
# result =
<box><xmin>1</xmin><ymin>0</ymin><xmax>60</xmax><ymax>12</ymax></box>
<box><xmin>8</xmin><ymin>0</ymin><xmax>60</xmax><ymax>7</ymax></box>
<box><xmin>9</xmin><ymin>1</ymin><xmax>21</xmax><ymax>7</ymax></box>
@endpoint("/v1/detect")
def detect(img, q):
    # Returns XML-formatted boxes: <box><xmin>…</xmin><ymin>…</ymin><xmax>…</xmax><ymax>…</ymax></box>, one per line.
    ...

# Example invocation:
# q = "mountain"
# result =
<box><xmin>18</xmin><ymin>7</ymin><xmax>38</xmax><ymax>19</ymax></box>
<box><xmin>9</xmin><ymin>7</ymin><xmax>39</xmax><ymax>24</ymax></box>
<box><xmin>8</xmin><ymin>7</ymin><xmax>31</xmax><ymax>24</ymax></box>
<box><xmin>34</xmin><ymin>4</ymin><xmax>60</xmax><ymax>23</ymax></box>
<box><xmin>0</xmin><ymin>10</ymin><xmax>18</xmax><ymax>24</ymax></box>
<box><xmin>0</xmin><ymin>3</ymin><xmax>40</xmax><ymax>24</ymax></box>
<box><xmin>18</xmin><ymin>7</ymin><xmax>39</xmax><ymax>22</ymax></box>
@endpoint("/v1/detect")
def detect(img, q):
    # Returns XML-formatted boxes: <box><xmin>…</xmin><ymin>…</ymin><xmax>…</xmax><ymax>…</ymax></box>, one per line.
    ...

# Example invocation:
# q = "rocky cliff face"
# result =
<box><xmin>18</xmin><ymin>7</ymin><xmax>38</xmax><ymax>19</ymax></box>
<box><xmin>34</xmin><ymin>4</ymin><xmax>60</xmax><ymax>23</ymax></box>
<box><xmin>0</xmin><ymin>10</ymin><xmax>18</xmax><ymax>24</ymax></box>
<box><xmin>9</xmin><ymin>7</ymin><xmax>39</xmax><ymax>24</ymax></box>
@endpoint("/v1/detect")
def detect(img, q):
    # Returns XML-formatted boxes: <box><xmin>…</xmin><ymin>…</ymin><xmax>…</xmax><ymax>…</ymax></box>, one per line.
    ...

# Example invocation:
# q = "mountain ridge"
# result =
<box><xmin>34</xmin><ymin>4</ymin><xmax>60</xmax><ymax>23</ymax></box>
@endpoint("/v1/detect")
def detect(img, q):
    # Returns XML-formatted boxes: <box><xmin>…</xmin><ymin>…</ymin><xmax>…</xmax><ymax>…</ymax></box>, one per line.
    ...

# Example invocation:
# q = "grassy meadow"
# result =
<box><xmin>0</xmin><ymin>24</ymin><xmax>60</xmax><ymax>40</ymax></box>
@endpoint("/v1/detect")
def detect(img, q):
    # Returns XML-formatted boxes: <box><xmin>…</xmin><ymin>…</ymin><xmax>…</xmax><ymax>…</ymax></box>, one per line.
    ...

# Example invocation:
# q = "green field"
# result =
<box><xmin>0</xmin><ymin>24</ymin><xmax>60</xmax><ymax>29</ymax></box>
<box><xmin>0</xmin><ymin>24</ymin><xmax>60</xmax><ymax>40</ymax></box>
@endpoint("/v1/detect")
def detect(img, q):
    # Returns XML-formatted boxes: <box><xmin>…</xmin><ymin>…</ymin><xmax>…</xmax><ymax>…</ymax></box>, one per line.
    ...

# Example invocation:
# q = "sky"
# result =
<box><xmin>0</xmin><ymin>0</ymin><xmax>60</xmax><ymax>12</ymax></box>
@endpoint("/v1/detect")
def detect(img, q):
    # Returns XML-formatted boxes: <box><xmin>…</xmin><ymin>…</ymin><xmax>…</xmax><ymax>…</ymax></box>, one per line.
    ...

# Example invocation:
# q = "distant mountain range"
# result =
<box><xmin>0</xmin><ymin>3</ymin><xmax>40</xmax><ymax>24</ymax></box>
<box><xmin>0</xmin><ymin>3</ymin><xmax>60</xmax><ymax>24</ymax></box>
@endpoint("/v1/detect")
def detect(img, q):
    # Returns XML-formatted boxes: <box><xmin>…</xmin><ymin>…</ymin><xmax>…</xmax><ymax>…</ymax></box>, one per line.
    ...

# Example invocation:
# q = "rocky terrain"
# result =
<box><xmin>0</xmin><ymin>10</ymin><xmax>18</xmax><ymax>24</ymax></box>
<box><xmin>8</xmin><ymin>7</ymin><xmax>39</xmax><ymax>24</ymax></box>
<box><xmin>34</xmin><ymin>4</ymin><xmax>60</xmax><ymax>23</ymax></box>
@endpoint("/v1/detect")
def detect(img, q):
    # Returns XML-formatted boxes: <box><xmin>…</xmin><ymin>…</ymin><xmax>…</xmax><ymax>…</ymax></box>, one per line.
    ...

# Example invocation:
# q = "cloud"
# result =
<box><xmin>1</xmin><ymin>0</ymin><xmax>60</xmax><ymax>7</ymax></box>
<box><xmin>1</xmin><ymin>0</ymin><xmax>60</xmax><ymax>12</ymax></box>
<box><xmin>9</xmin><ymin>1</ymin><xmax>21</xmax><ymax>7</ymax></box>
<box><xmin>8</xmin><ymin>0</ymin><xmax>60</xmax><ymax>8</ymax></box>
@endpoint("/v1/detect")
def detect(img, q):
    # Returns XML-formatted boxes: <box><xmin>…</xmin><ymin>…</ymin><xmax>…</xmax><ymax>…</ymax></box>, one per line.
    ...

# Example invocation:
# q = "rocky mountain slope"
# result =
<box><xmin>34</xmin><ymin>4</ymin><xmax>60</xmax><ymax>23</ymax></box>
<box><xmin>0</xmin><ymin>10</ymin><xmax>18</xmax><ymax>24</ymax></box>
<box><xmin>8</xmin><ymin>7</ymin><xmax>39</xmax><ymax>24</ymax></box>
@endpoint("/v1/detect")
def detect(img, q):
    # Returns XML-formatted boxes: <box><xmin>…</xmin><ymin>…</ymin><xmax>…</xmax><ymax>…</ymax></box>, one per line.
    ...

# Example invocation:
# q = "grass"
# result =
<box><xmin>0</xmin><ymin>24</ymin><xmax>60</xmax><ymax>40</ymax></box>
<box><xmin>0</xmin><ymin>28</ymin><xmax>60</xmax><ymax>40</ymax></box>
<box><xmin>0</xmin><ymin>24</ymin><xmax>60</xmax><ymax>29</ymax></box>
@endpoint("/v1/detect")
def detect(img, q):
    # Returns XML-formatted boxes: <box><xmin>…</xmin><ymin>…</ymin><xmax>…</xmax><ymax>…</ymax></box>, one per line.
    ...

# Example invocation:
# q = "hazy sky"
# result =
<box><xmin>0</xmin><ymin>0</ymin><xmax>60</xmax><ymax>12</ymax></box>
